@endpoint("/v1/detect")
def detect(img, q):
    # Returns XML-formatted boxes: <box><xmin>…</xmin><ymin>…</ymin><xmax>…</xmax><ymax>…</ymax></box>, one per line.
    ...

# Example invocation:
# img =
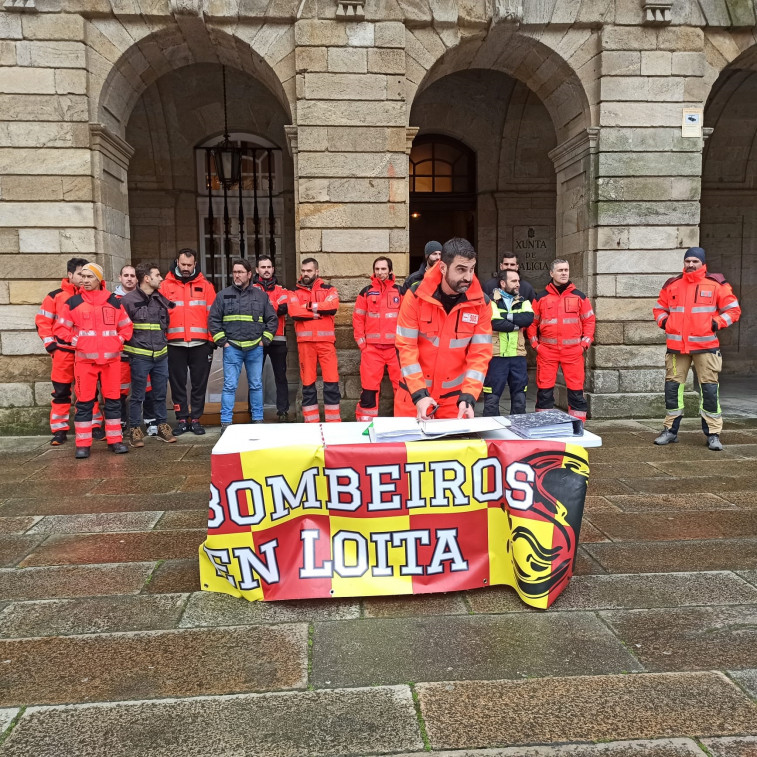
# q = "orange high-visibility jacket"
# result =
<box><xmin>353</xmin><ymin>274</ymin><xmax>403</xmax><ymax>348</ymax></box>
<box><xmin>54</xmin><ymin>288</ymin><xmax>133</xmax><ymax>364</ymax></box>
<box><xmin>526</xmin><ymin>281</ymin><xmax>595</xmax><ymax>352</ymax></box>
<box><xmin>653</xmin><ymin>266</ymin><xmax>741</xmax><ymax>353</ymax></box>
<box><xmin>253</xmin><ymin>274</ymin><xmax>289</xmax><ymax>341</ymax></box>
<box><xmin>395</xmin><ymin>264</ymin><xmax>492</xmax><ymax>408</ymax></box>
<box><xmin>35</xmin><ymin>278</ymin><xmax>79</xmax><ymax>352</ymax></box>
<box><xmin>288</xmin><ymin>278</ymin><xmax>340</xmax><ymax>343</ymax></box>
<box><xmin>160</xmin><ymin>270</ymin><xmax>216</xmax><ymax>343</ymax></box>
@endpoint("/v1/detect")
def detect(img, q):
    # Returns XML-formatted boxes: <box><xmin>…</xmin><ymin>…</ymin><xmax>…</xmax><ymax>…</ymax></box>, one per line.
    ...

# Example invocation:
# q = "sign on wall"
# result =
<box><xmin>513</xmin><ymin>226</ymin><xmax>554</xmax><ymax>288</ymax></box>
<box><xmin>199</xmin><ymin>438</ymin><xmax>589</xmax><ymax>609</ymax></box>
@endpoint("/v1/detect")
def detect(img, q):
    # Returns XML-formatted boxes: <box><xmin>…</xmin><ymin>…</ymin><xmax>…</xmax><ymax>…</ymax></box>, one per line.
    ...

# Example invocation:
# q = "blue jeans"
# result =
<box><xmin>222</xmin><ymin>344</ymin><xmax>264</xmax><ymax>423</ymax></box>
<box><xmin>130</xmin><ymin>357</ymin><xmax>168</xmax><ymax>427</ymax></box>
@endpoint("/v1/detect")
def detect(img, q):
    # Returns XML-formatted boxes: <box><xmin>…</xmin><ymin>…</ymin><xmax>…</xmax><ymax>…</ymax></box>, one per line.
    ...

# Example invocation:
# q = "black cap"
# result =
<box><xmin>684</xmin><ymin>246</ymin><xmax>705</xmax><ymax>264</ymax></box>
<box><xmin>424</xmin><ymin>241</ymin><xmax>442</xmax><ymax>259</ymax></box>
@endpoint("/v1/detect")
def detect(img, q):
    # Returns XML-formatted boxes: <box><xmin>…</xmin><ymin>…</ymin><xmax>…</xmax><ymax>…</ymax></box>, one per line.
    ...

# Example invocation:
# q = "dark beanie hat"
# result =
<box><xmin>424</xmin><ymin>241</ymin><xmax>442</xmax><ymax>259</ymax></box>
<box><xmin>685</xmin><ymin>246</ymin><xmax>706</xmax><ymax>264</ymax></box>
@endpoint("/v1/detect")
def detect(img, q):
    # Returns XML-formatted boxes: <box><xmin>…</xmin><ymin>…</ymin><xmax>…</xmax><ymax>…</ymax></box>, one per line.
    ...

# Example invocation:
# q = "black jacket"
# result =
<box><xmin>121</xmin><ymin>287</ymin><xmax>174</xmax><ymax>360</ymax></box>
<box><xmin>209</xmin><ymin>282</ymin><xmax>278</xmax><ymax>351</ymax></box>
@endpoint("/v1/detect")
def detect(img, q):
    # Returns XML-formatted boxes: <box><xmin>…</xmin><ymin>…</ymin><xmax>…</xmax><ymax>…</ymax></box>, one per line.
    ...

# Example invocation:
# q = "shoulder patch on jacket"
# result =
<box><xmin>705</xmin><ymin>272</ymin><xmax>726</xmax><ymax>285</ymax></box>
<box><xmin>319</xmin><ymin>282</ymin><xmax>333</xmax><ymax>291</ymax></box>
<box><xmin>572</xmin><ymin>289</ymin><xmax>587</xmax><ymax>300</ymax></box>
<box><xmin>106</xmin><ymin>294</ymin><xmax>121</xmax><ymax>309</ymax></box>
<box><xmin>534</xmin><ymin>291</ymin><xmax>549</xmax><ymax>301</ymax></box>
<box><xmin>358</xmin><ymin>285</ymin><xmax>371</xmax><ymax>296</ymax></box>
<box><xmin>48</xmin><ymin>288</ymin><xmax>63</xmax><ymax>299</ymax></box>
<box><xmin>662</xmin><ymin>274</ymin><xmax>683</xmax><ymax>289</ymax></box>
<box><xmin>67</xmin><ymin>294</ymin><xmax>84</xmax><ymax>309</ymax></box>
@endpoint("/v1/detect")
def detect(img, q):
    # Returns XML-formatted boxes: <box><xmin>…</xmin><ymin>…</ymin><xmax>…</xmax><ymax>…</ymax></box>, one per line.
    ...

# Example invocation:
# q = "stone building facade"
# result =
<box><xmin>0</xmin><ymin>0</ymin><xmax>755</xmax><ymax>431</ymax></box>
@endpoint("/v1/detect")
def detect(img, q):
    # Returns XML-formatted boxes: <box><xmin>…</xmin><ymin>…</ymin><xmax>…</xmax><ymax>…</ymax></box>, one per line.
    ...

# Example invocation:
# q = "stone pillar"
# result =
<box><xmin>293</xmin><ymin>18</ymin><xmax>409</xmax><ymax>416</ymax></box>
<box><xmin>0</xmin><ymin>11</ymin><xmax>95</xmax><ymax>431</ymax></box>
<box><xmin>587</xmin><ymin>25</ymin><xmax>705</xmax><ymax>417</ymax></box>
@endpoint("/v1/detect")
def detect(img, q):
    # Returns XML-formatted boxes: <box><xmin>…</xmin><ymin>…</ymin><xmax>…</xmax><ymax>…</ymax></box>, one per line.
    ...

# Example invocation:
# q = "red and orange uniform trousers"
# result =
<box><xmin>74</xmin><ymin>360</ymin><xmax>123</xmax><ymax>447</ymax></box>
<box><xmin>356</xmin><ymin>345</ymin><xmax>400</xmax><ymax>421</ymax></box>
<box><xmin>50</xmin><ymin>349</ymin><xmax>102</xmax><ymax>434</ymax></box>
<box><xmin>298</xmin><ymin>342</ymin><xmax>341</xmax><ymax>423</ymax></box>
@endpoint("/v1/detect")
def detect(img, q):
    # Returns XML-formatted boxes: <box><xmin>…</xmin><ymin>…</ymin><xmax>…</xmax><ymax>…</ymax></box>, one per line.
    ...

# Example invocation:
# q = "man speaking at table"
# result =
<box><xmin>395</xmin><ymin>237</ymin><xmax>492</xmax><ymax>420</ymax></box>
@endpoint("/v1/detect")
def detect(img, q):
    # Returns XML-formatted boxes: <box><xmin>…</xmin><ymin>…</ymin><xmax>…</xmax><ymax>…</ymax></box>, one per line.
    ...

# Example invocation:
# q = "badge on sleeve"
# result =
<box><xmin>461</xmin><ymin>313</ymin><xmax>479</xmax><ymax>324</ymax></box>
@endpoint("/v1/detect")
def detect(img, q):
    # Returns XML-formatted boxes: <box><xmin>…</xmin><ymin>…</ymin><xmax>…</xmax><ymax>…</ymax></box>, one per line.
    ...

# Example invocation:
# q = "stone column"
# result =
<box><xmin>293</xmin><ymin>17</ymin><xmax>409</xmax><ymax>415</ymax></box>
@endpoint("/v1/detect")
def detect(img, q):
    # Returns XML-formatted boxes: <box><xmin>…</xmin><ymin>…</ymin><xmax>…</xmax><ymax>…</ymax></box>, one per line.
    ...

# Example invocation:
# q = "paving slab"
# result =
<box><xmin>0</xmin><ymin>479</ymin><xmax>100</xmax><ymax>499</ymax></box>
<box><xmin>93</xmin><ymin>475</ymin><xmax>188</xmax><ymax>495</ymax></box>
<box><xmin>154</xmin><ymin>510</ymin><xmax>207</xmax><ymax>530</ymax></box>
<box><xmin>720</xmin><ymin>491</ymin><xmax>757</xmax><ymax>508</ymax></box>
<box><xmin>34</xmin><ymin>450</ymin><xmax>196</xmax><ymax>475</ymax></box>
<box><xmin>730</xmin><ymin>669</ymin><xmax>757</xmax><ymax>698</ymax></box>
<box><xmin>0</xmin><ymin>516</ymin><xmax>39</xmax><ymax>534</ymax></box>
<box><xmin>0</xmin><ymin>492</ymin><xmax>208</xmax><ymax>516</ymax></box>
<box><xmin>416</xmin><ymin>672</ymin><xmax>757</xmax><ymax>750</ymax></box>
<box><xmin>723</xmin><ymin>444</ymin><xmax>757</xmax><ymax>459</ymax></box>
<box><xmin>0</xmin><ymin>624</ymin><xmax>308</xmax><ymax>706</ymax></box>
<box><xmin>588</xmin><ymin>446</ymin><xmax>743</xmax><ymax>463</ymax></box>
<box><xmin>584</xmin><ymin>495</ymin><xmax>622</xmax><ymax>513</ymax></box>
<box><xmin>590</xmin><ymin>463</ymin><xmax>668</xmax><ymax>478</ymax></box>
<box><xmin>362</xmin><ymin>593</ymin><xmax>469</xmax><ymax>618</ymax></box>
<box><xmin>311</xmin><ymin>613</ymin><xmax>641</xmax><ymax>688</ymax></box>
<box><xmin>465</xmin><ymin>586</ymin><xmax>535</xmax><ymax>614</ymax></box>
<box><xmin>574</xmin><ymin>547</ymin><xmax>608</xmax><ymax>575</ymax></box>
<box><xmin>585</xmin><ymin>540</ymin><xmax>757</xmax><ymax>573</ymax></box>
<box><xmin>0</xmin><ymin>535</ymin><xmax>46</xmax><ymax>568</ymax></box>
<box><xmin>0</xmin><ymin>563</ymin><xmax>154</xmax><ymax>601</ymax></box>
<box><xmin>604</xmin><ymin>493</ymin><xmax>737</xmax><ymax>512</ymax></box>
<box><xmin>586</xmin><ymin>479</ymin><xmax>637</xmax><ymax>496</ymax></box>
<box><xmin>178</xmin><ymin>474</ymin><xmax>213</xmax><ymax>493</ymax></box>
<box><xmin>180</xmin><ymin>591</ymin><xmax>360</xmax><ymax>626</ymax></box>
<box><xmin>653</xmin><ymin>460</ymin><xmax>757</xmax><ymax>477</ymax></box>
<box><xmin>0</xmin><ymin>686</ymin><xmax>422</xmax><ymax>757</ymax></box>
<box><xmin>701</xmin><ymin>737</ymin><xmax>757</xmax><ymax>757</ymax></box>
<box><xmin>26</xmin><ymin>512</ymin><xmax>163</xmax><ymax>534</ymax></box>
<box><xmin>19</xmin><ymin>530</ymin><xmax>206</xmax><ymax>566</ymax></box>
<box><xmin>141</xmin><ymin>558</ymin><xmax>200</xmax><ymax>594</ymax></box>
<box><xmin>618</xmin><ymin>476</ymin><xmax>757</xmax><ymax>494</ymax></box>
<box><xmin>577</xmin><ymin>520</ymin><xmax>610</xmax><ymax>542</ymax></box>
<box><xmin>469</xmin><ymin>572</ymin><xmax>757</xmax><ymax>613</ymax></box>
<box><xmin>601</xmin><ymin>605</ymin><xmax>757</xmax><ymax>671</ymax></box>
<box><xmin>739</xmin><ymin>570</ymin><xmax>757</xmax><ymax>588</ymax></box>
<box><xmin>588</xmin><ymin>511</ymin><xmax>757</xmax><ymax>541</ymax></box>
<box><xmin>0</xmin><ymin>707</ymin><xmax>19</xmax><ymax>733</ymax></box>
<box><xmin>394</xmin><ymin>738</ymin><xmax>707</xmax><ymax>756</ymax></box>
<box><xmin>0</xmin><ymin>468</ymin><xmax>39</xmax><ymax>484</ymax></box>
<box><xmin>0</xmin><ymin>594</ymin><xmax>187</xmax><ymax>638</ymax></box>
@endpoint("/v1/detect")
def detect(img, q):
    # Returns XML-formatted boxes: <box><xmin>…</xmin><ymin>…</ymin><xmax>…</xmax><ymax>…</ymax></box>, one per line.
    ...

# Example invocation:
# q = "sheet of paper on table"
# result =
<box><xmin>369</xmin><ymin>415</ymin><xmax>511</xmax><ymax>443</ymax></box>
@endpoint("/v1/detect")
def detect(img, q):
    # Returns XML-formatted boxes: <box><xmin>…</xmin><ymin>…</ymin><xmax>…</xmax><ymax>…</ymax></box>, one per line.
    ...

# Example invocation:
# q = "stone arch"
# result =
<box><xmin>88</xmin><ymin>19</ymin><xmax>295</xmax><ymax>278</ymax></box>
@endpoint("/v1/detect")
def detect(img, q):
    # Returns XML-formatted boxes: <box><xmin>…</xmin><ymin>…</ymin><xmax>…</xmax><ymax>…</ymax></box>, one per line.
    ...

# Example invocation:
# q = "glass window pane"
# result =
<box><xmin>435</xmin><ymin>176</ymin><xmax>452</xmax><ymax>192</ymax></box>
<box><xmin>434</xmin><ymin>160</ymin><xmax>453</xmax><ymax>176</ymax></box>
<box><xmin>415</xmin><ymin>177</ymin><xmax>433</xmax><ymax>192</ymax></box>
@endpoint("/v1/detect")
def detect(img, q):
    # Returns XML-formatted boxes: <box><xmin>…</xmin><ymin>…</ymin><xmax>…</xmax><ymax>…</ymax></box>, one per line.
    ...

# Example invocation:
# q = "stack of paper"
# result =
<box><xmin>369</xmin><ymin>416</ymin><xmax>510</xmax><ymax>443</ymax></box>
<box><xmin>506</xmin><ymin>410</ymin><xmax>583</xmax><ymax>439</ymax></box>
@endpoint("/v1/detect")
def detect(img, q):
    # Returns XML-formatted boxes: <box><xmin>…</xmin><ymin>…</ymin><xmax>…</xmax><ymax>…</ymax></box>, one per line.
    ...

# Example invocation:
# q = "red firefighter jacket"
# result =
<box><xmin>253</xmin><ymin>274</ymin><xmax>288</xmax><ymax>341</ymax></box>
<box><xmin>395</xmin><ymin>264</ymin><xmax>492</xmax><ymax>407</ymax></box>
<box><xmin>527</xmin><ymin>282</ymin><xmax>595</xmax><ymax>352</ymax></box>
<box><xmin>159</xmin><ymin>269</ymin><xmax>216</xmax><ymax>343</ymax></box>
<box><xmin>353</xmin><ymin>274</ymin><xmax>402</xmax><ymax>348</ymax></box>
<box><xmin>288</xmin><ymin>278</ymin><xmax>340</xmax><ymax>343</ymax></box>
<box><xmin>54</xmin><ymin>288</ymin><xmax>133</xmax><ymax>364</ymax></box>
<box><xmin>653</xmin><ymin>265</ymin><xmax>741</xmax><ymax>353</ymax></box>
<box><xmin>35</xmin><ymin>278</ymin><xmax>79</xmax><ymax>353</ymax></box>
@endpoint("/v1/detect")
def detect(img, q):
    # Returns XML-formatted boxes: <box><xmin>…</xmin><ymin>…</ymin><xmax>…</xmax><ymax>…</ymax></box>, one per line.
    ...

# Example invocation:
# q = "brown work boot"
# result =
<box><xmin>129</xmin><ymin>426</ymin><xmax>145</xmax><ymax>448</ymax></box>
<box><xmin>156</xmin><ymin>423</ymin><xmax>177</xmax><ymax>443</ymax></box>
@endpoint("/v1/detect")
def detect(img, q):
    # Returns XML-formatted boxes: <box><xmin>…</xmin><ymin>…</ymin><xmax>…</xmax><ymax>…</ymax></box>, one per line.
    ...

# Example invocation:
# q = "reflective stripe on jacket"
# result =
<box><xmin>395</xmin><ymin>264</ymin><xmax>492</xmax><ymax>405</ymax></box>
<box><xmin>54</xmin><ymin>288</ymin><xmax>132</xmax><ymax>365</ymax></box>
<box><xmin>353</xmin><ymin>274</ymin><xmax>402</xmax><ymax>348</ymax></box>
<box><xmin>208</xmin><ymin>282</ymin><xmax>278</xmax><ymax>350</ymax></box>
<box><xmin>121</xmin><ymin>288</ymin><xmax>174</xmax><ymax>359</ymax></box>
<box><xmin>490</xmin><ymin>291</ymin><xmax>534</xmax><ymax>358</ymax></box>
<box><xmin>35</xmin><ymin>278</ymin><xmax>78</xmax><ymax>352</ymax></box>
<box><xmin>160</xmin><ymin>270</ymin><xmax>216</xmax><ymax>343</ymax></box>
<box><xmin>253</xmin><ymin>274</ymin><xmax>288</xmax><ymax>341</ymax></box>
<box><xmin>526</xmin><ymin>282</ymin><xmax>595</xmax><ymax>352</ymax></box>
<box><xmin>653</xmin><ymin>266</ymin><xmax>741</xmax><ymax>354</ymax></box>
<box><xmin>288</xmin><ymin>278</ymin><xmax>340</xmax><ymax>343</ymax></box>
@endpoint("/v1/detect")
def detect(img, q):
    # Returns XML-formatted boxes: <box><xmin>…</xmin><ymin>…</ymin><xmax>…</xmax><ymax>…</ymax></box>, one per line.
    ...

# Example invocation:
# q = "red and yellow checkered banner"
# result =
<box><xmin>199</xmin><ymin>438</ymin><xmax>589</xmax><ymax>609</ymax></box>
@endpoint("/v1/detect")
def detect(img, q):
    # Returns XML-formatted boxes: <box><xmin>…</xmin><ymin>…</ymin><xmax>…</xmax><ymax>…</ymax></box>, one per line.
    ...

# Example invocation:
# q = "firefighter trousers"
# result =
<box><xmin>535</xmin><ymin>346</ymin><xmax>587</xmax><ymax>420</ymax></box>
<box><xmin>483</xmin><ymin>356</ymin><xmax>528</xmax><ymax>416</ymax></box>
<box><xmin>663</xmin><ymin>351</ymin><xmax>723</xmax><ymax>436</ymax></box>
<box><xmin>50</xmin><ymin>349</ymin><xmax>102</xmax><ymax>434</ymax></box>
<box><xmin>263</xmin><ymin>340</ymin><xmax>289</xmax><ymax>414</ymax></box>
<box><xmin>298</xmin><ymin>341</ymin><xmax>340</xmax><ymax>423</ymax></box>
<box><xmin>168</xmin><ymin>342</ymin><xmax>213</xmax><ymax>421</ymax></box>
<box><xmin>356</xmin><ymin>344</ymin><xmax>400</xmax><ymax>420</ymax></box>
<box><xmin>74</xmin><ymin>361</ymin><xmax>122</xmax><ymax>447</ymax></box>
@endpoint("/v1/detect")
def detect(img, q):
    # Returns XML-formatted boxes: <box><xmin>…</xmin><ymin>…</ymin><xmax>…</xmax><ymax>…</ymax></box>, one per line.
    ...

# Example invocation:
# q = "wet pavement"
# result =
<box><xmin>0</xmin><ymin>418</ymin><xmax>756</xmax><ymax>755</ymax></box>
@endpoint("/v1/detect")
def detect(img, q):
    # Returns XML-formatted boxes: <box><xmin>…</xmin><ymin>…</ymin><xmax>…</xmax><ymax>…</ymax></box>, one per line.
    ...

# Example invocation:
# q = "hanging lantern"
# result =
<box><xmin>213</xmin><ymin>137</ymin><xmax>241</xmax><ymax>189</ymax></box>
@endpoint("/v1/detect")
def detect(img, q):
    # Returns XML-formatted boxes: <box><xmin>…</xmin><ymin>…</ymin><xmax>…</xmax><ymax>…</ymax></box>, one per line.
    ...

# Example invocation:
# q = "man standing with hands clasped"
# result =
<box><xmin>652</xmin><ymin>246</ymin><xmax>741</xmax><ymax>451</ymax></box>
<box><xmin>395</xmin><ymin>237</ymin><xmax>492</xmax><ymax>420</ymax></box>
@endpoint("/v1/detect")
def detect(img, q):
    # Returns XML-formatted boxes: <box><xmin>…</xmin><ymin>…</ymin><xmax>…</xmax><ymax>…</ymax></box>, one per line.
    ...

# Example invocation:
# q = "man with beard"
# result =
<box><xmin>353</xmin><ymin>256</ymin><xmax>402</xmax><ymax>421</ymax></box>
<box><xmin>395</xmin><ymin>238</ymin><xmax>492</xmax><ymax>420</ymax></box>
<box><xmin>401</xmin><ymin>240</ymin><xmax>442</xmax><ymax>295</ymax></box>
<box><xmin>288</xmin><ymin>257</ymin><xmax>341</xmax><ymax>423</ymax></box>
<box><xmin>253</xmin><ymin>255</ymin><xmax>291</xmax><ymax>422</ymax></box>
<box><xmin>160</xmin><ymin>249</ymin><xmax>216</xmax><ymax>435</ymax></box>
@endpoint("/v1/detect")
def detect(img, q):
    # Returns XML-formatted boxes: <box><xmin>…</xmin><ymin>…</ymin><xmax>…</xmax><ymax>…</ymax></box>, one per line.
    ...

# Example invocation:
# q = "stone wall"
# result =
<box><xmin>0</xmin><ymin>0</ymin><xmax>756</xmax><ymax>431</ymax></box>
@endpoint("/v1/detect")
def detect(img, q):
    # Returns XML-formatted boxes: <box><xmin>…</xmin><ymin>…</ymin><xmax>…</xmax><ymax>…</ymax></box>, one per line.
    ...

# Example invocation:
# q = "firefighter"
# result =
<box><xmin>160</xmin><ymin>248</ymin><xmax>216</xmax><ymax>436</ymax></box>
<box><xmin>121</xmin><ymin>263</ymin><xmax>177</xmax><ymax>447</ymax></box>
<box><xmin>253</xmin><ymin>255</ymin><xmax>291</xmax><ymax>422</ymax></box>
<box><xmin>482</xmin><ymin>268</ymin><xmax>534</xmax><ymax>416</ymax></box>
<box><xmin>114</xmin><ymin>264</ymin><xmax>157</xmax><ymax>435</ymax></box>
<box><xmin>54</xmin><ymin>263</ymin><xmax>132</xmax><ymax>459</ymax></box>
<box><xmin>526</xmin><ymin>259</ymin><xmax>595</xmax><ymax>421</ymax></box>
<box><xmin>401</xmin><ymin>241</ymin><xmax>442</xmax><ymax>294</ymax></box>
<box><xmin>208</xmin><ymin>257</ymin><xmax>278</xmax><ymax>430</ymax></box>
<box><xmin>288</xmin><ymin>257</ymin><xmax>341</xmax><ymax>423</ymax></box>
<box><xmin>395</xmin><ymin>238</ymin><xmax>492</xmax><ymax>420</ymax></box>
<box><xmin>652</xmin><ymin>246</ymin><xmax>741</xmax><ymax>450</ymax></box>
<box><xmin>482</xmin><ymin>251</ymin><xmax>536</xmax><ymax>302</ymax></box>
<box><xmin>35</xmin><ymin>257</ymin><xmax>104</xmax><ymax>445</ymax></box>
<box><xmin>353</xmin><ymin>256</ymin><xmax>402</xmax><ymax>421</ymax></box>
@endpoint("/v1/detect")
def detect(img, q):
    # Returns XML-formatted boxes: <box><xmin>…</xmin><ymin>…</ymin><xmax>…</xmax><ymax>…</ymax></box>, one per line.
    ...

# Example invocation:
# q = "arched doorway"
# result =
<box><xmin>408</xmin><ymin>134</ymin><xmax>476</xmax><ymax>272</ymax></box>
<box><xmin>701</xmin><ymin>62</ymin><xmax>757</xmax><ymax>385</ymax></box>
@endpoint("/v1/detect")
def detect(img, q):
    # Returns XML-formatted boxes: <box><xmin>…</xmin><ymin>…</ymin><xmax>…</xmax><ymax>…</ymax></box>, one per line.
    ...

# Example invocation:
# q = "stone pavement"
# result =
<box><xmin>0</xmin><ymin>419</ymin><xmax>756</xmax><ymax>756</ymax></box>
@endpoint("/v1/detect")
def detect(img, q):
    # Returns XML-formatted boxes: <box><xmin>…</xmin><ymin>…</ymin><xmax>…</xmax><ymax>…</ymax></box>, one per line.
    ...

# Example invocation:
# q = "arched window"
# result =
<box><xmin>195</xmin><ymin>133</ymin><xmax>284</xmax><ymax>289</ymax></box>
<box><xmin>409</xmin><ymin>135</ymin><xmax>475</xmax><ymax>194</ymax></box>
